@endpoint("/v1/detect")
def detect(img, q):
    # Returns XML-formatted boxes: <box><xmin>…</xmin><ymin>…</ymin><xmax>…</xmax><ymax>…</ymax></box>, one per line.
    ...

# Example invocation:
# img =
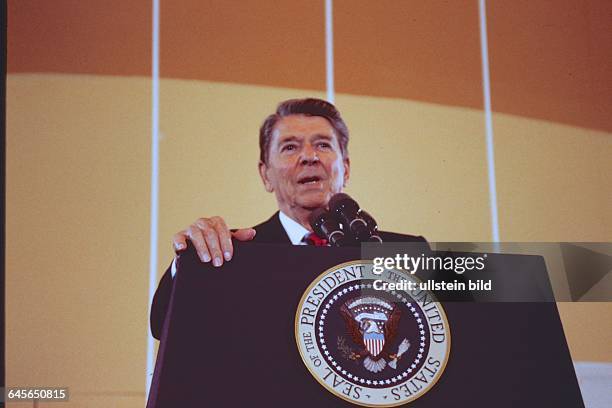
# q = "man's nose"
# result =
<box><xmin>299</xmin><ymin>145</ymin><xmax>320</xmax><ymax>165</ymax></box>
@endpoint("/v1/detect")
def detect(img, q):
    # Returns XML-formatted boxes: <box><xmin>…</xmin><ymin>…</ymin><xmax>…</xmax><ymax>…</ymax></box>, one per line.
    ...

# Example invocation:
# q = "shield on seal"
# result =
<box><xmin>363</xmin><ymin>331</ymin><xmax>385</xmax><ymax>357</ymax></box>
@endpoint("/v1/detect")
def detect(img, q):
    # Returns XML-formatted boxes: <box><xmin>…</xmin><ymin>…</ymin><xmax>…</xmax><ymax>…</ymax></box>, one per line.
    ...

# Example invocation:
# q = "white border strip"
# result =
<box><xmin>146</xmin><ymin>0</ymin><xmax>160</xmax><ymax>400</ymax></box>
<box><xmin>325</xmin><ymin>0</ymin><xmax>335</xmax><ymax>103</ymax></box>
<box><xmin>478</xmin><ymin>0</ymin><xmax>500</xmax><ymax>243</ymax></box>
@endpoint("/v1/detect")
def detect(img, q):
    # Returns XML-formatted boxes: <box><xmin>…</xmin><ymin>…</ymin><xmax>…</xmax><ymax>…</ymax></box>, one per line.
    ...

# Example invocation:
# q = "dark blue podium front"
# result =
<box><xmin>147</xmin><ymin>243</ymin><xmax>583</xmax><ymax>407</ymax></box>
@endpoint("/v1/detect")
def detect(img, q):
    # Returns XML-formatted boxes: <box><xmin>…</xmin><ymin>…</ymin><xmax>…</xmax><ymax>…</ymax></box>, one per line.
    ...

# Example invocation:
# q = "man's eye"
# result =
<box><xmin>282</xmin><ymin>144</ymin><xmax>297</xmax><ymax>152</ymax></box>
<box><xmin>317</xmin><ymin>142</ymin><xmax>331</xmax><ymax>149</ymax></box>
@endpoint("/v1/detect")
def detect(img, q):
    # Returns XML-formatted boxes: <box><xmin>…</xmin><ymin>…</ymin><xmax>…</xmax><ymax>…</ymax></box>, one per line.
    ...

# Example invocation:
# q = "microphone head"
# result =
<box><xmin>359</xmin><ymin>210</ymin><xmax>379</xmax><ymax>233</ymax></box>
<box><xmin>308</xmin><ymin>207</ymin><xmax>345</xmax><ymax>246</ymax></box>
<box><xmin>359</xmin><ymin>210</ymin><xmax>383</xmax><ymax>243</ymax></box>
<box><xmin>329</xmin><ymin>194</ymin><xmax>360</xmax><ymax>228</ymax></box>
<box><xmin>308</xmin><ymin>207</ymin><xmax>330</xmax><ymax>239</ymax></box>
<box><xmin>328</xmin><ymin>193</ymin><xmax>358</xmax><ymax>214</ymax></box>
<box><xmin>328</xmin><ymin>193</ymin><xmax>368</xmax><ymax>240</ymax></box>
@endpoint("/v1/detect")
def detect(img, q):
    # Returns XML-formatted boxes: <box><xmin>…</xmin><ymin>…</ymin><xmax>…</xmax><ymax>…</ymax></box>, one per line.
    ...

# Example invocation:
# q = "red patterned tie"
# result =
<box><xmin>303</xmin><ymin>232</ymin><xmax>328</xmax><ymax>246</ymax></box>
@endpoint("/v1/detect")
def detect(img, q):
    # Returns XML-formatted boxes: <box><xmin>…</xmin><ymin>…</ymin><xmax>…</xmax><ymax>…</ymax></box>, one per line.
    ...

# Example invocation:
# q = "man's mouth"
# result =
<box><xmin>298</xmin><ymin>176</ymin><xmax>323</xmax><ymax>185</ymax></box>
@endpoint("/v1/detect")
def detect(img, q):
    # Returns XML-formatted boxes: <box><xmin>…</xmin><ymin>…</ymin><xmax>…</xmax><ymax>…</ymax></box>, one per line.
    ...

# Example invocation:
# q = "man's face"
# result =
<box><xmin>259</xmin><ymin>114</ymin><xmax>350</xmax><ymax>213</ymax></box>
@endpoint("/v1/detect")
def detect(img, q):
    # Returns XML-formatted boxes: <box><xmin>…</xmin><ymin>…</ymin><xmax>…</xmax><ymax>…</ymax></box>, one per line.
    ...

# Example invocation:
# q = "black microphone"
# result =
<box><xmin>359</xmin><ymin>210</ymin><xmax>383</xmax><ymax>243</ymax></box>
<box><xmin>308</xmin><ymin>207</ymin><xmax>347</xmax><ymax>247</ymax></box>
<box><xmin>328</xmin><ymin>193</ymin><xmax>372</xmax><ymax>242</ymax></box>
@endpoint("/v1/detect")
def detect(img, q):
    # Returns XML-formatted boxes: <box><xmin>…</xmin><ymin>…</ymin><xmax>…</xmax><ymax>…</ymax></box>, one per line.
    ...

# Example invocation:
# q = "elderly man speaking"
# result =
<box><xmin>150</xmin><ymin>98</ymin><xmax>425</xmax><ymax>339</ymax></box>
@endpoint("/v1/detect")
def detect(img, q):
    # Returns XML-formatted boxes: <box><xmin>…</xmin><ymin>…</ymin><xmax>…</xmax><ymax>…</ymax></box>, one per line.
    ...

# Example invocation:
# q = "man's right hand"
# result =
<box><xmin>172</xmin><ymin>216</ymin><xmax>256</xmax><ymax>267</ymax></box>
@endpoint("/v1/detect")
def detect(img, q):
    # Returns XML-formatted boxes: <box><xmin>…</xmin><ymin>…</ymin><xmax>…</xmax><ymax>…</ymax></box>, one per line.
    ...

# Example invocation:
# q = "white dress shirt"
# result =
<box><xmin>278</xmin><ymin>211</ymin><xmax>310</xmax><ymax>246</ymax></box>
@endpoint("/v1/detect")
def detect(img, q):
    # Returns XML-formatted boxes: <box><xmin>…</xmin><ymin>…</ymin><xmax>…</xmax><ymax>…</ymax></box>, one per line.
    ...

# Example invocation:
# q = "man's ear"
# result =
<box><xmin>258</xmin><ymin>161</ymin><xmax>274</xmax><ymax>192</ymax></box>
<box><xmin>343</xmin><ymin>157</ymin><xmax>351</xmax><ymax>188</ymax></box>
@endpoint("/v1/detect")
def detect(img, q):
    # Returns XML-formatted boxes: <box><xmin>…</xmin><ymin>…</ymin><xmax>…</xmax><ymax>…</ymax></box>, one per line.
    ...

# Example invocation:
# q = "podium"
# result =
<box><xmin>147</xmin><ymin>243</ymin><xmax>584</xmax><ymax>407</ymax></box>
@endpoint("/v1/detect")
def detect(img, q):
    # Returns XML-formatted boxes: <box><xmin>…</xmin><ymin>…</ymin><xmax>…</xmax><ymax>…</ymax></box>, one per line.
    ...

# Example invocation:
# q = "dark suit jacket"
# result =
<box><xmin>150</xmin><ymin>212</ymin><xmax>427</xmax><ymax>339</ymax></box>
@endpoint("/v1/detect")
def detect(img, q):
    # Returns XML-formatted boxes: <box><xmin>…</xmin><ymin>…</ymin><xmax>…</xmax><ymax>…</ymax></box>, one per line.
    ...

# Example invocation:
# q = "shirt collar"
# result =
<box><xmin>278</xmin><ymin>211</ymin><xmax>310</xmax><ymax>245</ymax></box>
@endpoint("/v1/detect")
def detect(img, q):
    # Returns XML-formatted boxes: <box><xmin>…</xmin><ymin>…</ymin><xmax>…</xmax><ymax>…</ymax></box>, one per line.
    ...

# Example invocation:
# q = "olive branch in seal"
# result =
<box><xmin>337</xmin><ymin>336</ymin><xmax>355</xmax><ymax>360</ymax></box>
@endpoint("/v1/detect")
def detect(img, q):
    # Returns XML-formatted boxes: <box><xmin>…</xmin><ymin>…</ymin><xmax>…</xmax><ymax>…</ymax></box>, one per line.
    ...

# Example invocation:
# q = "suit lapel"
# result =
<box><xmin>252</xmin><ymin>212</ymin><xmax>292</xmax><ymax>244</ymax></box>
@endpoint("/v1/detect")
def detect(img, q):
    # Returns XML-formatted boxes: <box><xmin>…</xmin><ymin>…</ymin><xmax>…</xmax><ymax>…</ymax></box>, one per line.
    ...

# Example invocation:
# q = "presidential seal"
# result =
<box><xmin>295</xmin><ymin>261</ymin><xmax>450</xmax><ymax>406</ymax></box>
